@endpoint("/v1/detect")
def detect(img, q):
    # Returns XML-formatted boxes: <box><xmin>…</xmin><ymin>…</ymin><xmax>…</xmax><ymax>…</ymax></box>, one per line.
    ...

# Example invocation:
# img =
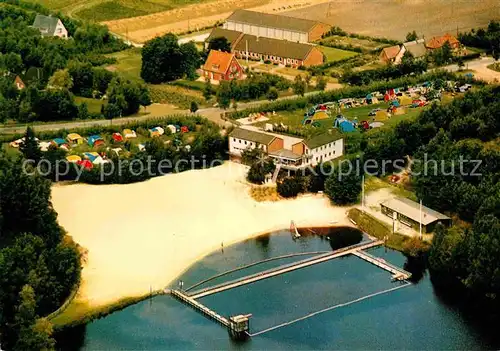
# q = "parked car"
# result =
<box><xmin>368</xmin><ymin>108</ymin><xmax>382</xmax><ymax>116</ymax></box>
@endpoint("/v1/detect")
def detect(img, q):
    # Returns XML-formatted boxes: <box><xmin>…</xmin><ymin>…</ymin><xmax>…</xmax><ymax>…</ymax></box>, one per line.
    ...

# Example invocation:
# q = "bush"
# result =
<box><xmin>264</xmin><ymin>60</ymin><xmax>272</xmax><ymax>64</ymax></box>
<box><xmin>277</xmin><ymin>176</ymin><xmax>306</xmax><ymax>198</ymax></box>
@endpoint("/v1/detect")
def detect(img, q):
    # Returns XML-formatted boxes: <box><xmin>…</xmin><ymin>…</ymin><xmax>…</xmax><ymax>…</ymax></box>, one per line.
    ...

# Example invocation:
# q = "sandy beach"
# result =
<box><xmin>51</xmin><ymin>162</ymin><xmax>353</xmax><ymax>310</ymax></box>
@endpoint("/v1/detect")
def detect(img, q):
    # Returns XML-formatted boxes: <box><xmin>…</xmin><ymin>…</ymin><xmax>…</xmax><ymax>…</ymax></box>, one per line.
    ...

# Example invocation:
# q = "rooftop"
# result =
<box><xmin>304</xmin><ymin>131</ymin><xmax>343</xmax><ymax>149</ymax></box>
<box><xmin>240</xmin><ymin>125</ymin><xmax>303</xmax><ymax>149</ymax></box>
<box><xmin>425</xmin><ymin>33</ymin><xmax>460</xmax><ymax>49</ymax></box>
<box><xmin>403</xmin><ymin>39</ymin><xmax>427</xmax><ymax>58</ymax></box>
<box><xmin>269</xmin><ymin>149</ymin><xmax>302</xmax><ymax>160</ymax></box>
<box><xmin>381</xmin><ymin>197</ymin><xmax>450</xmax><ymax>226</ymax></box>
<box><xmin>226</xmin><ymin>9</ymin><xmax>321</xmax><ymax>33</ymax></box>
<box><xmin>32</xmin><ymin>14</ymin><xmax>61</xmax><ymax>36</ymax></box>
<box><xmin>233</xmin><ymin>33</ymin><xmax>315</xmax><ymax>60</ymax></box>
<box><xmin>203</xmin><ymin>50</ymin><xmax>238</xmax><ymax>74</ymax></box>
<box><xmin>230</xmin><ymin>127</ymin><xmax>276</xmax><ymax>145</ymax></box>
<box><xmin>381</xmin><ymin>45</ymin><xmax>401</xmax><ymax>60</ymax></box>
<box><xmin>206</xmin><ymin>28</ymin><xmax>244</xmax><ymax>47</ymax></box>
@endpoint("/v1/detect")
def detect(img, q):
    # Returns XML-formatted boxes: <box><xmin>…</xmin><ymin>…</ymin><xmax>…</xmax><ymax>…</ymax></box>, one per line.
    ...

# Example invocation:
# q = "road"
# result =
<box><xmin>0</xmin><ymin>89</ymin><xmax>326</xmax><ymax>135</ymax></box>
<box><xmin>437</xmin><ymin>56</ymin><xmax>500</xmax><ymax>82</ymax></box>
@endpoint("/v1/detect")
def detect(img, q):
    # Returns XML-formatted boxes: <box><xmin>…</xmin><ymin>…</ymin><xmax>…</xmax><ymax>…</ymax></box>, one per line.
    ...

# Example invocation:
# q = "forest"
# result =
<box><xmin>0</xmin><ymin>152</ymin><xmax>82</xmax><ymax>349</ymax></box>
<box><xmin>363</xmin><ymin>85</ymin><xmax>500</xmax><ymax>309</ymax></box>
<box><xmin>0</xmin><ymin>2</ymin><xmax>150</xmax><ymax>123</ymax></box>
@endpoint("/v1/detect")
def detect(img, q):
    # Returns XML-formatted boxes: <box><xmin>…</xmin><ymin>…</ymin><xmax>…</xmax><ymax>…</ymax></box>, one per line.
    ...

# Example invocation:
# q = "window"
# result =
<box><xmin>233</xmin><ymin>138</ymin><xmax>236</xmax><ymax>142</ymax></box>
<box><xmin>245</xmin><ymin>141</ymin><xmax>247</xmax><ymax>145</ymax></box>
<box><xmin>239</xmin><ymin>140</ymin><xmax>242</xmax><ymax>143</ymax></box>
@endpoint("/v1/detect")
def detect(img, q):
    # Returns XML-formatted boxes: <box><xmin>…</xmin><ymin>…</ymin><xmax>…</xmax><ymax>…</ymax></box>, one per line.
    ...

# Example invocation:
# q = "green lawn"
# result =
<box><xmin>318</xmin><ymin>45</ymin><xmax>359</xmax><ymax>62</ymax></box>
<box><xmin>74</xmin><ymin>97</ymin><xmax>105</xmax><ymax>114</ymax></box>
<box><xmin>255</xmin><ymin>101</ymin><xmax>425</xmax><ymax>132</ymax></box>
<box><xmin>105</xmin><ymin>48</ymin><xmax>143</xmax><ymax>81</ymax></box>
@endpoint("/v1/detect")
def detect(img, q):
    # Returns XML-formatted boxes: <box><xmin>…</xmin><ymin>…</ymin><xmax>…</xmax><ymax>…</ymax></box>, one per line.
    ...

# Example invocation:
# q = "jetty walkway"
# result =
<box><xmin>189</xmin><ymin>240</ymin><xmax>384</xmax><ymax>299</ymax></box>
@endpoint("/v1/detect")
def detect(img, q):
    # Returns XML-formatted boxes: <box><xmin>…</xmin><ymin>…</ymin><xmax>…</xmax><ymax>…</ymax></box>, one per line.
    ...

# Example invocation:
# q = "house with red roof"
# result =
<box><xmin>425</xmin><ymin>33</ymin><xmax>461</xmax><ymax>50</ymax></box>
<box><xmin>202</xmin><ymin>50</ymin><xmax>243</xmax><ymax>81</ymax></box>
<box><xmin>380</xmin><ymin>45</ymin><xmax>405</xmax><ymax>64</ymax></box>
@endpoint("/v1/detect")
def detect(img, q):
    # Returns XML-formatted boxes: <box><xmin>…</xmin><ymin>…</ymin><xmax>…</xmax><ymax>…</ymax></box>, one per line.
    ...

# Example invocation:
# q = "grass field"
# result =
<box><xmin>104</xmin><ymin>48</ymin><xmax>142</xmax><ymax>81</ymax></box>
<box><xmin>319</xmin><ymin>36</ymin><xmax>388</xmax><ymax>52</ymax></box>
<box><xmin>317</xmin><ymin>45</ymin><xmax>358</xmax><ymax>62</ymax></box>
<box><xmin>74</xmin><ymin>97</ymin><xmax>106</xmax><ymax>114</ymax></box>
<box><xmin>255</xmin><ymin>102</ymin><xmax>424</xmax><ymax>132</ymax></box>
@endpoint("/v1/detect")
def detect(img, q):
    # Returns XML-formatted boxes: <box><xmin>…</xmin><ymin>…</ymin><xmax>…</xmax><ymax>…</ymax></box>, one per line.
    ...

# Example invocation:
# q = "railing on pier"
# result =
<box><xmin>189</xmin><ymin>240</ymin><xmax>384</xmax><ymax>299</ymax></box>
<box><xmin>170</xmin><ymin>289</ymin><xmax>229</xmax><ymax>327</ymax></box>
<box><xmin>352</xmin><ymin>250</ymin><xmax>412</xmax><ymax>280</ymax></box>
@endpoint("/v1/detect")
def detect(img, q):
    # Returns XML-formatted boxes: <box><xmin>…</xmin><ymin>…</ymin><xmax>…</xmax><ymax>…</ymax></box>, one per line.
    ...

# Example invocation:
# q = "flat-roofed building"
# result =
<box><xmin>381</xmin><ymin>197</ymin><xmax>451</xmax><ymax>233</ymax></box>
<box><xmin>223</xmin><ymin>9</ymin><xmax>330</xmax><ymax>43</ymax></box>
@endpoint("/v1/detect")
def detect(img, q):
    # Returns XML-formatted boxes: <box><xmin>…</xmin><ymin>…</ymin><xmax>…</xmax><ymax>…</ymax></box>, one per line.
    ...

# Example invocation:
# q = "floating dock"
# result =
<box><xmin>189</xmin><ymin>240</ymin><xmax>384</xmax><ymax>299</ymax></box>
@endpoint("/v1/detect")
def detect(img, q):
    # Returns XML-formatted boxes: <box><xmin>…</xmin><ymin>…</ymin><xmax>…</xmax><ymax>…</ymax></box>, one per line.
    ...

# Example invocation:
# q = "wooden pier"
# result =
<box><xmin>352</xmin><ymin>250</ymin><xmax>412</xmax><ymax>281</ymax></box>
<box><xmin>189</xmin><ymin>240</ymin><xmax>384</xmax><ymax>299</ymax></box>
<box><xmin>171</xmin><ymin>289</ymin><xmax>229</xmax><ymax>326</ymax></box>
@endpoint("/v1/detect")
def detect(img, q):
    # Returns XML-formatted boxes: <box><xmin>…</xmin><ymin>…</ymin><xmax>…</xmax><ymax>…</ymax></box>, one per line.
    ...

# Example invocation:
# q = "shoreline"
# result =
<box><xmin>49</xmin><ymin>162</ymin><xmax>356</xmax><ymax>327</ymax></box>
<box><xmin>50</xmin><ymin>224</ymin><xmax>354</xmax><ymax>330</ymax></box>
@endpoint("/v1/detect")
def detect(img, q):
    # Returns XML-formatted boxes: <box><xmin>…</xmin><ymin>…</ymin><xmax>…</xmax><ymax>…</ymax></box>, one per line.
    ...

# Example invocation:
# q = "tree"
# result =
<box><xmin>3</xmin><ymin>52</ymin><xmax>24</xmax><ymax>74</ymax></box>
<box><xmin>67</xmin><ymin>60</ymin><xmax>94</xmax><ymax>97</ymax></box>
<box><xmin>457</xmin><ymin>56</ymin><xmax>465</xmax><ymax>71</ymax></box>
<box><xmin>141</xmin><ymin>34</ymin><xmax>183</xmax><ymax>83</ymax></box>
<box><xmin>324</xmin><ymin>162</ymin><xmax>362</xmax><ymax>205</ymax></box>
<box><xmin>141</xmin><ymin>33</ymin><xmax>200</xmax><ymax>83</ymax></box>
<box><xmin>102</xmin><ymin>103</ymin><xmax>121</xmax><ymax>120</ymax></box>
<box><xmin>207</xmin><ymin>37</ymin><xmax>231</xmax><ymax>53</ymax></box>
<box><xmin>293</xmin><ymin>75</ymin><xmax>306</xmax><ymax>96</ymax></box>
<box><xmin>203</xmin><ymin>78</ymin><xmax>214</xmax><ymax>101</ymax></box>
<box><xmin>19</xmin><ymin>126</ymin><xmax>42</xmax><ymax>163</ymax></box>
<box><xmin>190</xmin><ymin>101</ymin><xmax>199</xmax><ymax>113</ymax></box>
<box><xmin>266</xmin><ymin>87</ymin><xmax>279</xmax><ymax>101</ymax></box>
<box><xmin>48</xmin><ymin>69</ymin><xmax>73</xmax><ymax>90</ymax></box>
<box><xmin>13</xmin><ymin>286</ymin><xmax>55</xmax><ymax>351</ymax></box>
<box><xmin>216</xmin><ymin>81</ymin><xmax>232</xmax><ymax>109</ymax></box>
<box><xmin>180</xmin><ymin>42</ymin><xmax>201</xmax><ymax>80</ymax></box>
<box><xmin>277</xmin><ymin>176</ymin><xmax>305</xmax><ymax>198</ymax></box>
<box><xmin>406</xmin><ymin>30</ymin><xmax>418</xmax><ymax>42</ymax></box>
<box><xmin>316</xmin><ymin>76</ymin><xmax>327</xmax><ymax>91</ymax></box>
<box><xmin>247</xmin><ymin>158</ymin><xmax>275</xmax><ymax>184</ymax></box>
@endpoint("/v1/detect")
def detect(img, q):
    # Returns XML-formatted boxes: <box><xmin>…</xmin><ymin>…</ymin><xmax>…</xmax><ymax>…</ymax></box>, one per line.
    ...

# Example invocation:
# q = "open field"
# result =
<box><xmin>317</xmin><ymin>45</ymin><xmax>359</xmax><ymax>62</ymax></box>
<box><xmin>286</xmin><ymin>0</ymin><xmax>500</xmax><ymax>41</ymax></box>
<box><xmin>74</xmin><ymin>97</ymin><xmax>106</xmax><ymax>114</ymax></box>
<box><xmin>103</xmin><ymin>0</ymin><xmax>332</xmax><ymax>43</ymax></box>
<box><xmin>105</xmin><ymin>48</ymin><xmax>142</xmax><ymax>81</ymax></box>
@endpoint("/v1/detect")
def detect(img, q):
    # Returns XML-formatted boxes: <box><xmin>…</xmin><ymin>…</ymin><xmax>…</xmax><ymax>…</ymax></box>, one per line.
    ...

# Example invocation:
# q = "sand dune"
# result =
<box><xmin>51</xmin><ymin>162</ymin><xmax>352</xmax><ymax>309</ymax></box>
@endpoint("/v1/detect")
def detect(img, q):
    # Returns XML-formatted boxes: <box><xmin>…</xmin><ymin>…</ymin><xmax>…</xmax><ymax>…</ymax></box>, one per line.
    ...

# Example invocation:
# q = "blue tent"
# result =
<box><xmin>52</xmin><ymin>138</ymin><xmax>66</xmax><ymax>145</ymax></box>
<box><xmin>88</xmin><ymin>135</ymin><xmax>103</xmax><ymax>146</ymax></box>
<box><xmin>339</xmin><ymin>120</ymin><xmax>356</xmax><ymax>132</ymax></box>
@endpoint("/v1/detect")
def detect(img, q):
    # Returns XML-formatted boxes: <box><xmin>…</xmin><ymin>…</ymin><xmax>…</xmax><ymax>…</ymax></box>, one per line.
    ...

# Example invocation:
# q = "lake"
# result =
<box><xmin>57</xmin><ymin>228</ymin><xmax>500</xmax><ymax>350</ymax></box>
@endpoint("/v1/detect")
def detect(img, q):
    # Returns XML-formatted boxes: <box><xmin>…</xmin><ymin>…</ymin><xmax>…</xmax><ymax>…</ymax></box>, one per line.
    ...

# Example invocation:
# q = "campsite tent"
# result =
<box><xmin>39</xmin><ymin>141</ymin><xmax>51</xmax><ymax>151</ymax></box>
<box><xmin>112</xmin><ymin>133</ymin><xmax>124</xmax><ymax>143</ymax></box>
<box><xmin>83</xmin><ymin>152</ymin><xmax>99</xmax><ymax>162</ymax></box>
<box><xmin>66</xmin><ymin>155</ymin><xmax>81</xmax><ymax>163</ymax></box>
<box><xmin>66</xmin><ymin>133</ymin><xmax>83</xmax><ymax>144</ymax></box>
<box><xmin>181</xmin><ymin>126</ymin><xmax>189</xmax><ymax>133</ymax></box>
<box><xmin>166</xmin><ymin>125</ymin><xmax>177</xmax><ymax>134</ymax></box>
<box><xmin>399</xmin><ymin>95</ymin><xmax>413</xmax><ymax>106</ymax></box>
<box><xmin>9</xmin><ymin>137</ymin><xmax>40</xmax><ymax>148</ymax></box>
<box><xmin>52</xmin><ymin>138</ymin><xmax>66</xmax><ymax>146</ymax></box>
<box><xmin>375</xmin><ymin>110</ymin><xmax>389</xmax><ymax>121</ymax></box>
<box><xmin>149</xmin><ymin>127</ymin><xmax>165</xmax><ymax>137</ymax></box>
<box><xmin>77</xmin><ymin>159</ymin><xmax>93</xmax><ymax>170</ymax></box>
<box><xmin>123</xmin><ymin>129</ymin><xmax>137</xmax><ymax>138</ymax></box>
<box><xmin>88</xmin><ymin>135</ymin><xmax>104</xmax><ymax>147</ymax></box>
<box><xmin>334</xmin><ymin>116</ymin><xmax>356</xmax><ymax>132</ymax></box>
<box><xmin>370</xmin><ymin>122</ymin><xmax>384</xmax><ymax>128</ymax></box>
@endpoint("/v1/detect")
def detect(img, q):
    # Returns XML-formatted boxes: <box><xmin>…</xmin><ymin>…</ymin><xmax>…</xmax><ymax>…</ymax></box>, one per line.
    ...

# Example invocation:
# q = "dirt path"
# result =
<box><xmin>103</xmin><ymin>0</ymin><xmax>332</xmax><ymax>43</ymax></box>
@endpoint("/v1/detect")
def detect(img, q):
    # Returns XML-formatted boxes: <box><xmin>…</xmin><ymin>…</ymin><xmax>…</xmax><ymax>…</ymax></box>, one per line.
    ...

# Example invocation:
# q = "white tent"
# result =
<box><xmin>167</xmin><ymin>125</ymin><xmax>177</xmax><ymax>134</ymax></box>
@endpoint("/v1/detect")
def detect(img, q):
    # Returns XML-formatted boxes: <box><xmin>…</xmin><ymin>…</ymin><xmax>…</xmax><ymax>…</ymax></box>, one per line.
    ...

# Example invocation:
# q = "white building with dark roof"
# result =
<box><xmin>223</xmin><ymin>9</ymin><xmax>330</xmax><ymax>43</ymax></box>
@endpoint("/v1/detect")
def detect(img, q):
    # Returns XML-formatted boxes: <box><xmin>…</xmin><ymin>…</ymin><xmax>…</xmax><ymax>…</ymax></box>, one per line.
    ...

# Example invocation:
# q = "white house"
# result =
<box><xmin>229</xmin><ymin>126</ymin><xmax>344</xmax><ymax>169</ymax></box>
<box><xmin>32</xmin><ymin>14</ymin><xmax>68</xmax><ymax>39</ymax></box>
